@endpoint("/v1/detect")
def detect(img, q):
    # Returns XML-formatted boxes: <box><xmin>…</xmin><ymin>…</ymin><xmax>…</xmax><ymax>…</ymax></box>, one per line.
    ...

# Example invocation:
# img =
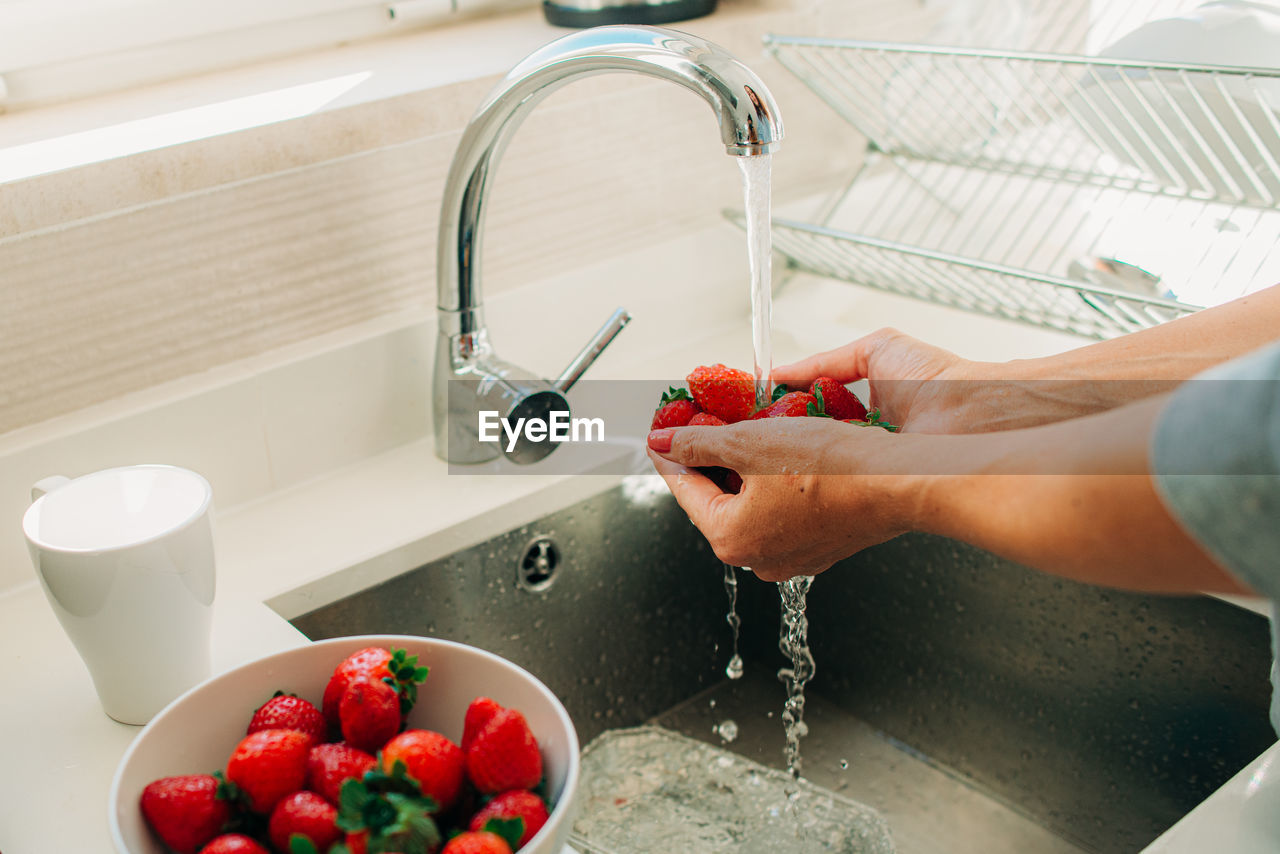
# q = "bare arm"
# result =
<box><xmin>906</xmin><ymin>395</ymin><xmax>1247</xmax><ymax>594</ymax></box>
<box><xmin>772</xmin><ymin>283</ymin><xmax>1280</xmax><ymax>433</ymax></box>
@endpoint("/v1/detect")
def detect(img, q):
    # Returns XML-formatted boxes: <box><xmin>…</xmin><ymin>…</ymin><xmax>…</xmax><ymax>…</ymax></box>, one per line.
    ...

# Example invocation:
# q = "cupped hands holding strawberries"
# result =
<box><xmin>646</xmin><ymin>356</ymin><xmax>922</xmax><ymax>581</ymax></box>
<box><xmin>140</xmin><ymin>647</ymin><xmax>552</xmax><ymax>854</ymax></box>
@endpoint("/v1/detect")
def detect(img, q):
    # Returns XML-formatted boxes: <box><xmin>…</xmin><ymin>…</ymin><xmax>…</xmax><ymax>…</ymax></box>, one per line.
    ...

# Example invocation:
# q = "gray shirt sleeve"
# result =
<box><xmin>1152</xmin><ymin>340</ymin><xmax>1280</xmax><ymax>735</ymax></box>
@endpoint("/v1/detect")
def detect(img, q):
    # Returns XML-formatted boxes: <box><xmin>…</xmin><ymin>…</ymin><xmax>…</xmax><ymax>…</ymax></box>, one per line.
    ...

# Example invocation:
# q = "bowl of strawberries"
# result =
<box><xmin>109</xmin><ymin>635</ymin><xmax>579</xmax><ymax>854</ymax></box>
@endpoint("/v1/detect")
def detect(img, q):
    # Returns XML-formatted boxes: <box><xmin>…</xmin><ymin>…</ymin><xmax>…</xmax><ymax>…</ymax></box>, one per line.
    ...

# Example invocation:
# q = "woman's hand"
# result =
<box><xmin>771</xmin><ymin>327</ymin><xmax>988</xmax><ymax>433</ymax></box>
<box><xmin>771</xmin><ymin>327</ymin><xmax>1145</xmax><ymax>433</ymax></box>
<box><xmin>646</xmin><ymin>418</ymin><xmax>920</xmax><ymax>582</ymax></box>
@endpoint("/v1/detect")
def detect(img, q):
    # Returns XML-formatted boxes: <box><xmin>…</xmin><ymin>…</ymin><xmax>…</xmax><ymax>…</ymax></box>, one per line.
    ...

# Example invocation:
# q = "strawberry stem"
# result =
<box><xmin>383</xmin><ymin>648</ymin><xmax>429</xmax><ymax>714</ymax></box>
<box><xmin>482</xmin><ymin>817</ymin><xmax>525</xmax><ymax>851</ymax></box>
<box><xmin>863</xmin><ymin>409</ymin><xmax>900</xmax><ymax>432</ymax></box>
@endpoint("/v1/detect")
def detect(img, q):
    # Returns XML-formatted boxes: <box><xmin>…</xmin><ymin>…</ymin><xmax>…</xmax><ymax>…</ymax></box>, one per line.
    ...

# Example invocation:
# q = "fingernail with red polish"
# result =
<box><xmin>648</xmin><ymin>428</ymin><xmax>674</xmax><ymax>453</ymax></box>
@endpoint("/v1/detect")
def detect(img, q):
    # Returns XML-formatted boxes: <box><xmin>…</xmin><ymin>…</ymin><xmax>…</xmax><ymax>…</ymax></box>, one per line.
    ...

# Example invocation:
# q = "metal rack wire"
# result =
<box><xmin>746</xmin><ymin>36</ymin><xmax>1280</xmax><ymax>338</ymax></box>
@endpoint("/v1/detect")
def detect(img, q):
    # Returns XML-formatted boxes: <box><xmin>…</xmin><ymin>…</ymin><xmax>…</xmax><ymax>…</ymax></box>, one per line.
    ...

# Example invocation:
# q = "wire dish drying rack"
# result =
<box><xmin>739</xmin><ymin>36</ymin><xmax>1280</xmax><ymax>338</ymax></box>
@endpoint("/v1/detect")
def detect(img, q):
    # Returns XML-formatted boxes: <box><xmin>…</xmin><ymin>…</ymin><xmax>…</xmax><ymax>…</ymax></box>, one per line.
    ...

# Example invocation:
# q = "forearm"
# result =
<box><xmin>1010</xmin><ymin>284</ymin><xmax>1280</xmax><ymax>389</ymax></box>
<box><xmin>895</xmin><ymin>396</ymin><xmax>1251</xmax><ymax>595</ymax></box>
<box><xmin>949</xmin><ymin>284</ymin><xmax>1280</xmax><ymax>432</ymax></box>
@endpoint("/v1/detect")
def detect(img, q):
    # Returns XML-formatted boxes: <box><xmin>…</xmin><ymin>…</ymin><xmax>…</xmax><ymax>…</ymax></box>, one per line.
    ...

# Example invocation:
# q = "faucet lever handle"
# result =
<box><xmin>553</xmin><ymin>308</ymin><xmax>630</xmax><ymax>394</ymax></box>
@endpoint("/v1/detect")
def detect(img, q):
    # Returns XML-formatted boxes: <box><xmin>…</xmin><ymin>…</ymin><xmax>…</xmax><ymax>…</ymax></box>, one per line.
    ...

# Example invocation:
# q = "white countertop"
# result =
<box><xmin>0</xmin><ymin>248</ymin><xmax>1274</xmax><ymax>852</ymax></box>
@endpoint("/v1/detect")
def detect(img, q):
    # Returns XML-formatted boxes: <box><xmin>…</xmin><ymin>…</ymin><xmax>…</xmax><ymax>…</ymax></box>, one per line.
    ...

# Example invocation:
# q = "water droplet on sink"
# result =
<box><xmin>839</xmin><ymin>759</ymin><xmax>849</xmax><ymax>770</ymax></box>
<box><xmin>715</xmin><ymin>719</ymin><xmax>739</xmax><ymax>743</ymax></box>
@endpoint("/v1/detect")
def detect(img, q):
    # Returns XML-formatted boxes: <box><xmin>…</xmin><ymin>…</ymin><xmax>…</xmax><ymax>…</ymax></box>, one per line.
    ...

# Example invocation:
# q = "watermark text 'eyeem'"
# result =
<box><xmin>477</xmin><ymin>410</ymin><xmax>605</xmax><ymax>453</ymax></box>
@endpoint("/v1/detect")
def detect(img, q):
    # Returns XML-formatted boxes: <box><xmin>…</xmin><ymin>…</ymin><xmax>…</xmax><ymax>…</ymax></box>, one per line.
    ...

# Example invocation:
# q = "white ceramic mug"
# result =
<box><xmin>22</xmin><ymin>464</ymin><xmax>216</xmax><ymax>725</ymax></box>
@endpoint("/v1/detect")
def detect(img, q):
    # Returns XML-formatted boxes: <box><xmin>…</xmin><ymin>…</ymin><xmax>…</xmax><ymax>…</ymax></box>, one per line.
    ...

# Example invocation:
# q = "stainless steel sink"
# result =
<box><xmin>289</xmin><ymin>478</ymin><xmax>1275</xmax><ymax>854</ymax></box>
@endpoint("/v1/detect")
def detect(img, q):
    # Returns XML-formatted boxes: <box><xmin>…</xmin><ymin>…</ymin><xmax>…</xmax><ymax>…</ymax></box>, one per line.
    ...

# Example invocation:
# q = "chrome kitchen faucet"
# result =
<box><xmin>433</xmin><ymin>25</ymin><xmax>783</xmax><ymax>464</ymax></box>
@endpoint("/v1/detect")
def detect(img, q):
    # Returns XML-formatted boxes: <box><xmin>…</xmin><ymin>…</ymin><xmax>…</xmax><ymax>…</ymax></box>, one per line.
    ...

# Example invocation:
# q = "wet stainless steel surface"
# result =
<box><xmin>651</xmin><ymin>671</ymin><xmax>1086</xmax><ymax>854</ymax></box>
<box><xmin>290</xmin><ymin>481</ymin><xmax>1274</xmax><ymax>854</ymax></box>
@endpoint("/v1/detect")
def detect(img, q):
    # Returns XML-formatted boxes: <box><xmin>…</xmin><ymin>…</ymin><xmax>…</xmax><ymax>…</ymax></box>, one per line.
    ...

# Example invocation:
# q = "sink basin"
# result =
<box><xmin>290</xmin><ymin>477</ymin><xmax>1275</xmax><ymax>854</ymax></box>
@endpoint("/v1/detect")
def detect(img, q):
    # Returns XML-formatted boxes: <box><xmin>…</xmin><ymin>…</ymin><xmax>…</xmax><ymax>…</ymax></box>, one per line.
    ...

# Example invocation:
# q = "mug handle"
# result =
<box><xmin>31</xmin><ymin>475</ymin><xmax>71</xmax><ymax>503</ymax></box>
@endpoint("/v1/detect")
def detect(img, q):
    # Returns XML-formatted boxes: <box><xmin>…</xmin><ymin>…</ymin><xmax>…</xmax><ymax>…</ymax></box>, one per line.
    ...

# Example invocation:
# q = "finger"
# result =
<box><xmin>647</xmin><ymin>449</ymin><xmax>730</xmax><ymax>531</ymax></box>
<box><xmin>648</xmin><ymin>425</ymin><xmax>748</xmax><ymax>469</ymax></box>
<box><xmin>772</xmin><ymin>328</ymin><xmax>900</xmax><ymax>387</ymax></box>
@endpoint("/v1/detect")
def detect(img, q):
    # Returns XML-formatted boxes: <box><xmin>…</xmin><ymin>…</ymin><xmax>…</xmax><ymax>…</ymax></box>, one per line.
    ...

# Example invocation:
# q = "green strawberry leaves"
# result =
<box><xmin>482</xmin><ymin>817</ymin><xmax>525</xmax><ymax>851</ymax></box>
<box><xmin>660</xmin><ymin>386</ymin><xmax>693</xmax><ymax>405</ymax></box>
<box><xmin>290</xmin><ymin>835</ymin><xmax>321</xmax><ymax>854</ymax></box>
<box><xmin>336</xmin><ymin>766</ymin><xmax>441</xmax><ymax>854</ymax></box>
<box><xmin>210</xmin><ymin>771</ymin><xmax>267</xmax><ymax>837</ymax></box>
<box><xmin>382</xmin><ymin>647</ymin><xmax>429</xmax><ymax>715</ymax></box>
<box><xmin>807</xmin><ymin>385</ymin><xmax>833</xmax><ymax>418</ymax></box>
<box><xmin>863</xmin><ymin>408</ymin><xmax>900</xmax><ymax>432</ymax></box>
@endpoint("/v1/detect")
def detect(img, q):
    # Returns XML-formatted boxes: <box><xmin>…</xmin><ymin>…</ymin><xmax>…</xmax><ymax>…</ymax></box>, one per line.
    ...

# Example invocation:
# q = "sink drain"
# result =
<box><xmin>517</xmin><ymin>535</ymin><xmax>560</xmax><ymax>592</ymax></box>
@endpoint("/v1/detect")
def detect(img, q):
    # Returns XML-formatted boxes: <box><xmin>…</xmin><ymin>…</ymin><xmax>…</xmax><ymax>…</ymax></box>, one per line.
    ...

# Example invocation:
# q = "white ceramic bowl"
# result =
<box><xmin>109</xmin><ymin>635</ymin><xmax>580</xmax><ymax>854</ymax></box>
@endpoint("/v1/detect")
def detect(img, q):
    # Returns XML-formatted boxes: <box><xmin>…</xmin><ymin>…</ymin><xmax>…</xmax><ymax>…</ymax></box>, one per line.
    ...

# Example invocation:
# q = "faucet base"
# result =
<box><xmin>542</xmin><ymin>0</ymin><xmax>717</xmax><ymax>28</ymax></box>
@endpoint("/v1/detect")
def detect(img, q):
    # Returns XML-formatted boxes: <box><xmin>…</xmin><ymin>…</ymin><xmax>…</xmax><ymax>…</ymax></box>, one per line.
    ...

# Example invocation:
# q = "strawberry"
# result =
<box><xmin>323</xmin><ymin>647</ymin><xmax>393</xmax><ymax>729</ymax></box>
<box><xmin>382</xmin><ymin>729</ymin><xmax>466</xmax><ymax>813</ymax></box>
<box><xmin>462</xmin><ymin>697</ymin><xmax>503</xmax><ymax>754</ymax></box>
<box><xmin>686</xmin><ymin>364</ymin><xmax>756</xmax><ymax>423</ymax></box>
<box><xmin>197</xmin><ymin>835</ymin><xmax>270</xmax><ymax>854</ymax></box>
<box><xmin>139</xmin><ymin>774</ymin><xmax>232</xmax><ymax>854</ymax></box>
<box><xmin>650</xmin><ymin>387</ymin><xmax>701</xmax><ymax>429</ymax></box>
<box><xmin>465</xmin><ymin>708</ymin><xmax>543</xmax><ymax>794</ymax></box>
<box><xmin>323</xmin><ymin>647</ymin><xmax>428</xmax><ymax>731</ymax></box>
<box><xmin>307</xmin><ymin>742</ymin><xmax>377</xmax><ymax>806</ymax></box>
<box><xmin>468</xmin><ymin>790</ymin><xmax>549</xmax><ymax>848</ymax></box>
<box><xmin>687</xmin><ymin>411</ymin><xmax>728</xmax><ymax>426</ymax></box>
<box><xmin>750</xmin><ymin>390</ymin><xmax>821</xmax><ymax>419</ymax></box>
<box><xmin>340</xmin><ymin>675</ymin><xmax>402</xmax><ymax>754</ymax></box>
<box><xmin>441</xmin><ymin>832</ymin><xmax>513</xmax><ymax>854</ymax></box>
<box><xmin>268</xmin><ymin>790</ymin><xmax>342</xmax><ymax>854</ymax></box>
<box><xmin>810</xmin><ymin>377</ymin><xmax>868</xmax><ymax>421</ymax></box>
<box><xmin>225</xmin><ymin>728</ymin><xmax>314</xmax><ymax>814</ymax></box>
<box><xmin>341</xmin><ymin>830</ymin><xmax>371</xmax><ymax>854</ymax></box>
<box><xmin>247</xmin><ymin>693</ymin><xmax>327</xmax><ymax>744</ymax></box>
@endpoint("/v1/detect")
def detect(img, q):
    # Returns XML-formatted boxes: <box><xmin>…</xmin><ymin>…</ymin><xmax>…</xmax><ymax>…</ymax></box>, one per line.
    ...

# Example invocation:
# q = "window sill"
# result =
<box><xmin>0</xmin><ymin>1</ymin><xmax>809</xmax><ymax>238</ymax></box>
<box><xmin>0</xmin><ymin>6</ymin><xmax>567</xmax><ymax>236</ymax></box>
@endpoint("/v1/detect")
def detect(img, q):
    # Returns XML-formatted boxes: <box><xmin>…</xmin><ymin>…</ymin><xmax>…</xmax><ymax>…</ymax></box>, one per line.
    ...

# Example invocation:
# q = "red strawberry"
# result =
<box><xmin>465</xmin><ymin>708</ymin><xmax>543</xmax><ymax>794</ymax></box>
<box><xmin>307</xmin><ymin>742</ymin><xmax>377</xmax><ymax>806</ymax></box>
<box><xmin>442</xmin><ymin>831</ymin><xmax>513</xmax><ymax>854</ymax></box>
<box><xmin>462</xmin><ymin>697</ymin><xmax>503</xmax><ymax>754</ymax></box>
<box><xmin>139</xmin><ymin>774</ymin><xmax>232</xmax><ymax>854</ymax></box>
<box><xmin>197</xmin><ymin>835</ymin><xmax>270</xmax><ymax>854</ymax></box>
<box><xmin>382</xmin><ymin>729</ymin><xmax>466</xmax><ymax>812</ymax></box>
<box><xmin>343</xmin><ymin>830</ymin><xmax>371</xmax><ymax>854</ymax></box>
<box><xmin>468</xmin><ymin>790</ymin><xmax>549</xmax><ymax>848</ymax></box>
<box><xmin>687</xmin><ymin>411</ymin><xmax>728</xmax><ymax>426</ymax></box>
<box><xmin>340</xmin><ymin>675</ymin><xmax>402</xmax><ymax>754</ymax></box>
<box><xmin>268</xmin><ymin>790</ymin><xmax>341</xmax><ymax>854</ymax></box>
<box><xmin>323</xmin><ymin>647</ymin><xmax>393</xmax><ymax>728</ymax></box>
<box><xmin>225</xmin><ymin>728</ymin><xmax>313</xmax><ymax>814</ymax></box>
<box><xmin>686</xmin><ymin>364</ymin><xmax>756</xmax><ymax>423</ymax></box>
<box><xmin>650</xmin><ymin>387</ymin><xmax>701</xmax><ymax>429</ymax></box>
<box><xmin>247</xmin><ymin>693</ymin><xmax>327</xmax><ymax>743</ymax></box>
<box><xmin>810</xmin><ymin>377</ymin><xmax>868</xmax><ymax>421</ymax></box>
<box><xmin>750</xmin><ymin>390</ymin><xmax>820</xmax><ymax>419</ymax></box>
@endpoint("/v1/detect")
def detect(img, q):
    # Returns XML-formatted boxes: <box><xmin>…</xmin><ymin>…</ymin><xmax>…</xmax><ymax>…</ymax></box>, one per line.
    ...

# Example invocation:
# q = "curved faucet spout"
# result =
<box><xmin>433</xmin><ymin>25</ymin><xmax>784</xmax><ymax>464</ymax></box>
